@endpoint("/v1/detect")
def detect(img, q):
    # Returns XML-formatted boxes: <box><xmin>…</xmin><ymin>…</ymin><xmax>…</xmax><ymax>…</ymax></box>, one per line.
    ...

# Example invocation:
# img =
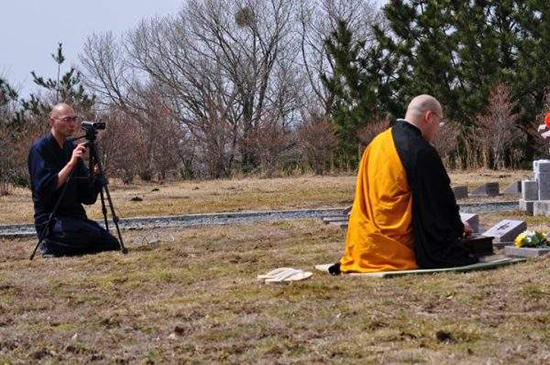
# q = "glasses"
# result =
<box><xmin>429</xmin><ymin>111</ymin><xmax>447</xmax><ymax>127</ymax></box>
<box><xmin>53</xmin><ymin>116</ymin><xmax>81</xmax><ymax>123</ymax></box>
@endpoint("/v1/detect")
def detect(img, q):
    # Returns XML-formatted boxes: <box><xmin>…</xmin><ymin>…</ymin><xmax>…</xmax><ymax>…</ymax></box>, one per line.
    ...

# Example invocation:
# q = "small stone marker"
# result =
<box><xmin>460</xmin><ymin>213</ymin><xmax>479</xmax><ymax>233</ymax></box>
<box><xmin>521</xmin><ymin>180</ymin><xmax>539</xmax><ymax>201</ymax></box>
<box><xmin>482</xmin><ymin>219</ymin><xmax>527</xmax><ymax>243</ymax></box>
<box><xmin>470</xmin><ymin>182</ymin><xmax>499</xmax><ymax>196</ymax></box>
<box><xmin>452</xmin><ymin>185</ymin><xmax>468</xmax><ymax>199</ymax></box>
<box><xmin>505</xmin><ymin>246</ymin><xmax>550</xmax><ymax>258</ymax></box>
<box><xmin>502</xmin><ymin>181</ymin><xmax>521</xmax><ymax>195</ymax></box>
<box><xmin>533</xmin><ymin>201</ymin><xmax>550</xmax><ymax>216</ymax></box>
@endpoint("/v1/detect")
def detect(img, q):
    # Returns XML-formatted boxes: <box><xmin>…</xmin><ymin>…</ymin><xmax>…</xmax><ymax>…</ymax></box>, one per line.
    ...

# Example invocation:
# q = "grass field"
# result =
<box><xmin>2</xmin><ymin>221</ymin><xmax>550</xmax><ymax>363</ymax></box>
<box><xmin>1</xmin><ymin>171</ymin><xmax>550</xmax><ymax>363</ymax></box>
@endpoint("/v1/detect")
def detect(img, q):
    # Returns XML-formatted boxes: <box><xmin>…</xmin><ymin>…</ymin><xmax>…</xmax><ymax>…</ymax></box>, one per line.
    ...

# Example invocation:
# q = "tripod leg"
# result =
<box><xmin>88</xmin><ymin>140</ymin><xmax>128</xmax><ymax>255</ymax></box>
<box><xmin>99</xmin><ymin>188</ymin><xmax>109</xmax><ymax>232</ymax></box>
<box><xmin>102</xmin><ymin>184</ymin><xmax>128</xmax><ymax>254</ymax></box>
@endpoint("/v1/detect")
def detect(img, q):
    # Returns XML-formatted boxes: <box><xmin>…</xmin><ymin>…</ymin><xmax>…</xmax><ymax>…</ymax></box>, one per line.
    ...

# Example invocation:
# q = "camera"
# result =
<box><xmin>81</xmin><ymin>121</ymin><xmax>106</xmax><ymax>131</ymax></box>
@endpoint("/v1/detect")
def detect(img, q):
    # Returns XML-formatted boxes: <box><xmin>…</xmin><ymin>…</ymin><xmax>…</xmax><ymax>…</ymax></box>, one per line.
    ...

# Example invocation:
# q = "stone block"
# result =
<box><xmin>539</xmin><ymin>178</ymin><xmax>550</xmax><ymax>200</ymax></box>
<box><xmin>453</xmin><ymin>185</ymin><xmax>468</xmax><ymax>200</ymax></box>
<box><xmin>533</xmin><ymin>201</ymin><xmax>550</xmax><ymax>216</ymax></box>
<box><xmin>460</xmin><ymin>213</ymin><xmax>479</xmax><ymax>233</ymax></box>
<box><xmin>522</xmin><ymin>180</ymin><xmax>539</xmax><ymax>201</ymax></box>
<box><xmin>470</xmin><ymin>182</ymin><xmax>499</xmax><ymax>197</ymax></box>
<box><xmin>534</xmin><ymin>159</ymin><xmax>550</xmax><ymax>173</ymax></box>
<box><xmin>459</xmin><ymin>235</ymin><xmax>493</xmax><ymax>256</ymax></box>
<box><xmin>505</xmin><ymin>246</ymin><xmax>550</xmax><ymax>258</ymax></box>
<box><xmin>519</xmin><ymin>199</ymin><xmax>535</xmax><ymax>215</ymax></box>
<box><xmin>502</xmin><ymin>181</ymin><xmax>521</xmax><ymax>195</ymax></box>
<box><xmin>482</xmin><ymin>219</ymin><xmax>527</xmax><ymax>243</ymax></box>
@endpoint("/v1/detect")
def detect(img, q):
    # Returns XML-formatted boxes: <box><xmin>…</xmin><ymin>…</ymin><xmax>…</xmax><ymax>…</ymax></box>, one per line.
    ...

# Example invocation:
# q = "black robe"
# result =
<box><xmin>392</xmin><ymin>119</ymin><xmax>478</xmax><ymax>268</ymax></box>
<box><xmin>28</xmin><ymin>133</ymin><xmax>119</xmax><ymax>256</ymax></box>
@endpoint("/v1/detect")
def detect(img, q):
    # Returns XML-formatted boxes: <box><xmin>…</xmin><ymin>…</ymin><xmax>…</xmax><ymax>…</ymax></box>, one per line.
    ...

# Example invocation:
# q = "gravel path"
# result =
<box><xmin>0</xmin><ymin>201</ymin><xmax>519</xmax><ymax>239</ymax></box>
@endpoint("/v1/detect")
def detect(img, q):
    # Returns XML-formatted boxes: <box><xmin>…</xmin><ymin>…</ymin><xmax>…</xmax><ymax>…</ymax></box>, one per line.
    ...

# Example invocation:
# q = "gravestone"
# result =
<box><xmin>502</xmin><ymin>181</ymin><xmax>521</xmax><ymax>195</ymax></box>
<box><xmin>452</xmin><ymin>186</ymin><xmax>468</xmax><ymax>199</ymax></box>
<box><xmin>470</xmin><ymin>182</ymin><xmax>499</xmax><ymax>196</ymax></box>
<box><xmin>519</xmin><ymin>199</ymin><xmax>535</xmax><ymax>215</ymax></box>
<box><xmin>534</xmin><ymin>160</ymin><xmax>550</xmax><ymax>200</ymax></box>
<box><xmin>482</xmin><ymin>219</ymin><xmax>527</xmax><ymax>244</ymax></box>
<box><xmin>460</xmin><ymin>213</ymin><xmax>479</xmax><ymax>233</ymax></box>
<box><xmin>521</xmin><ymin>180</ymin><xmax>539</xmax><ymax>201</ymax></box>
<box><xmin>504</xmin><ymin>246</ymin><xmax>550</xmax><ymax>258</ymax></box>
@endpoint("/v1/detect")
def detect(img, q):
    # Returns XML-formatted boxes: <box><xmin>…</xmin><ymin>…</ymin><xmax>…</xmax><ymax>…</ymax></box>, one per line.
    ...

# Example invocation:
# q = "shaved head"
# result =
<box><xmin>405</xmin><ymin>95</ymin><xmax>442</xmax><ymax>120</ymax></box>
<box><xmin>403</xmin><ymin>94</ymin><xmax>443</xmax><ymax>142</ymax></box>
<box><xmin>49</xmin><ymin>103</ymin><xmax>74</xmax><ymax>119</ymax></box>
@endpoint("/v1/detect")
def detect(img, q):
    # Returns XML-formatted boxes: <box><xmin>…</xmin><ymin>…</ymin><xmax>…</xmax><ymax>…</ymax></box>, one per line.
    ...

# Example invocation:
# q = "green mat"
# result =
<box><xmin>315</xmin><ymin>258</ymin><xmax>526</xmax><ymax>278</ymax></box>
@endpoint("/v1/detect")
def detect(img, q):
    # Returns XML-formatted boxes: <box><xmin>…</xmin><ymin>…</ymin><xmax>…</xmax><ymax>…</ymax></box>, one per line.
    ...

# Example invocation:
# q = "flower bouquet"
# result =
<box><xmin>514</xmin><ymin>230</ymin><xmax>550</xmax><ymax>248</ymax></box>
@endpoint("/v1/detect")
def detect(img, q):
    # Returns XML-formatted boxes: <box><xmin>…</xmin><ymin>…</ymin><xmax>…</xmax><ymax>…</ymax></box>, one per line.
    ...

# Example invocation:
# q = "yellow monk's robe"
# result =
<box><xmin>339</xmin><ymin>127</ymin><xmax>417</xmax><ymax>272</ymax></box>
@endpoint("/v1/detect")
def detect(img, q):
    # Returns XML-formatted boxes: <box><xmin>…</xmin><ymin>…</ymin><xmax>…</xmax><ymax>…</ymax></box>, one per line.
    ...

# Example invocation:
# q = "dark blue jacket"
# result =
<box><xmin>28</xmin><ymin>133</ymin><xmax>99</xmax><ymax>237</ymax></box>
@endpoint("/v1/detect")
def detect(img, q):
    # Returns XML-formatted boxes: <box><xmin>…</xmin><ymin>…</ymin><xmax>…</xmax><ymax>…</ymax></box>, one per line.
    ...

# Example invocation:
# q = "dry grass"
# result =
<box><xmin>2</xmin><ymin>219</ymin><xmax>550</xmax><ymax>363</ymax></box>
<box><xmin>0</xmin><ymin>170</ymin><xmax>531</xmax><ymax>225</ymax></box>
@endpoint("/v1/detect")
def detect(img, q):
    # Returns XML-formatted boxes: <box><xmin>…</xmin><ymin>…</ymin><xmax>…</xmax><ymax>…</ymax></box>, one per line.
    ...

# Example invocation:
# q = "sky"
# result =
<box><xmin>0</xmin><ymin>0</ymin><xmax>183</xmax><ymax>97</ymax></box>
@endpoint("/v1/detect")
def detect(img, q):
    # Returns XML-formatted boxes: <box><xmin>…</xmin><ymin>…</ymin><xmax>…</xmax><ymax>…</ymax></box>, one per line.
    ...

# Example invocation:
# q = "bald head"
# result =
<box><xmin>405</xmin><ymin>95</ymin><xmax>442</xmax><ymax>121</ymax></box>
<box><xmin>403</xmin><ymin>94</ymin><xmax>443</xmax><ymax>142</ymax></box>
<box><xmin>49</xmin><ymin>103</ymin><xmax>74</xmax><ymax>119</ymax></box>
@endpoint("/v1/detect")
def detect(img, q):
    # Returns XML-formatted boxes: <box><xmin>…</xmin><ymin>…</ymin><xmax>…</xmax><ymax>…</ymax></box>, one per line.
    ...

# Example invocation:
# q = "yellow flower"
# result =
<box><xmin>514</xmin><ymin>233</ymin><xmax>527</xmax><ymax>248</ymax></box>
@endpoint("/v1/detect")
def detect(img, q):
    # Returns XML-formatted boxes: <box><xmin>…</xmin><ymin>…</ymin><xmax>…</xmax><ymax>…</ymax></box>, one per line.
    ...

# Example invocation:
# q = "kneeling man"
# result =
<box><xmin>28</xmin><ymin>103</ymin><xmax>120</xmax><ymax>257</ymax></box>
<box><xmin>337</xmin><ymin>95</ymin><xmax>477</xmax><ymax>273</ymax></box>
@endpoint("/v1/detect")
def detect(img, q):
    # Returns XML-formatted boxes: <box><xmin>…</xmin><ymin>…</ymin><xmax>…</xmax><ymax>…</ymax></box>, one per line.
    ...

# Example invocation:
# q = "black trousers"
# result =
<box><xmin>38</xmin><ymin>216</ymin><xmax>120</xmax><ymax>257</ymax></box>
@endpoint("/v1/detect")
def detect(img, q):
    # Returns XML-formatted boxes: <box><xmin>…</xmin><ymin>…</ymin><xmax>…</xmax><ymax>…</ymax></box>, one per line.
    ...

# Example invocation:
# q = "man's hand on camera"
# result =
<box><xmin>70</xmin><ymin>142</ymin><xmax>87</xmax><ymax>165</ymax></box>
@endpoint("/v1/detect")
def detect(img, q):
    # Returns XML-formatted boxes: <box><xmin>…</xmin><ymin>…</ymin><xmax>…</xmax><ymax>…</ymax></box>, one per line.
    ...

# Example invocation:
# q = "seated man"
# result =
<box><xmin>28</xmin><ymin>103</ymin><xmax>120</xmax><ymax>257</ymax></box>
<box><xmin>335</xmin><ymin>95</ymin><xmax>477</xmax><ymax>273</ymax></box>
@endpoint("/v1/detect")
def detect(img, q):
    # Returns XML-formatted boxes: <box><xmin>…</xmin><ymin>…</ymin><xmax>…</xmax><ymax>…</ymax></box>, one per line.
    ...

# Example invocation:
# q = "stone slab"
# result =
<box><xmin>470</xmin><ymin>182</ymin><xmax>499</xmax><ymax>196</ymax></box>
<box><xmin>504</xmin><ymin>246</ymin><xmax>550</xmax><ymax>258</ymax></box>
<box><xmin>460</xmin><ymin>213</ymin><xmax>479</xmax><ymax>233</ymax></box>
<box><xmin>533</xmin><ymin>201</ymin><xmax>550</xmax><ymax>216</ymax></box>
<box><xmin>322</xmin><ymin>216</ymin><xmax>348</xmax><ymax>224</ymax></box>
<box><xmin>502</xmin><ymin>181</ymin><xmax>521</xmax><ymax>195</ymax></box>
<box><xmin>482</xmin><ymin>219</ymin><xmax>527</xmax><ymax>243</ymax></box>
<box><xmin>521</xmin><ymin>181</ymin><xmax>539</xmax><ymax>201</ymax></box>
<box><xmin>453</xmin><ymin>185</ymin><xmax>468</xmax><ymax>199</ymax></box>
<box><xmin>519</xmin><ymin>199</ymin><xmax>535</xmax><ymax>215</ymax></box>
<box><xmin>493</xmin><ymin>241</ymin><xmax>514</xmax><ymax>249</ymax></box>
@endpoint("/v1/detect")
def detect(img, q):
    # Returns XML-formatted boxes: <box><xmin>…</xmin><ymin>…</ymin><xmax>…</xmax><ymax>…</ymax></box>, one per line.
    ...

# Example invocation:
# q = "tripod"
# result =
<box><xmin>29</xmin><ymin>128</ymin><xmax>128</xmax><ymax>260</ymax></box>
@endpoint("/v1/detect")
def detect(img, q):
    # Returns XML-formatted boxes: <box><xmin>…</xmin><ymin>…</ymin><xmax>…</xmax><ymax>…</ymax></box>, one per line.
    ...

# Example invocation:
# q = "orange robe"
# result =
<box><xmin>339</xmin><ymin>128</ymin><xmax>418</xmax><ymax>272</ymax></box>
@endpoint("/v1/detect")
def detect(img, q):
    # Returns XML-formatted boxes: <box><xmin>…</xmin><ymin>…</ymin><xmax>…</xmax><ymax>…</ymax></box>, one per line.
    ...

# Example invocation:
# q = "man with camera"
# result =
<box><xmin>28</xmin><ymin>103</ymin><xmax>120</xmax><ymax>257</ymax></box>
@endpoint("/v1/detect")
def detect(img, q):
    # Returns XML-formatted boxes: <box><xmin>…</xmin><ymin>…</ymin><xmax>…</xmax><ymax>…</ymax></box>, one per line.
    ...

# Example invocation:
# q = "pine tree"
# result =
<box><xmin>321</xmin><ymin>20</ymin><xmax>380</xmax><ymax>164</ymax></box>
<box><xmin>355</xmin><ymin>0</ymin><xmax>550</xmax><ymax>165</ymax></box>
<box><xmin>21</xmin><ymin>43</ymin><xmax>96</xmax><ymax>120</ymax></box>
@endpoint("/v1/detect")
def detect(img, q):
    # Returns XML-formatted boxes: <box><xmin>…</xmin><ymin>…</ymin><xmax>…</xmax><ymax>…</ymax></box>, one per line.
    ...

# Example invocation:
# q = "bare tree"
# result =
<box><xmin>297</xmin><ymin>112</ymin><xmax>338</xmax><ymax>174</ymax></box>
<box><xmin>474</xmin><ymin>84</ymin><xmax>519</xmax><ymax>170</ymax></box>
<box><xmin>432</xmin><ymin>122</ymin><xmax>461</xmax><ymax>169</ymax></box>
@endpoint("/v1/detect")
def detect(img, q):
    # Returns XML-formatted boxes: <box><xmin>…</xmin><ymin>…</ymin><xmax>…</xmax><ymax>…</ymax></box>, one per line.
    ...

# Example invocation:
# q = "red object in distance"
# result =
<box><xmin>546</xmin><ymin>112</ymin><xmax>550</xmax><ymax>128</ymax></box>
